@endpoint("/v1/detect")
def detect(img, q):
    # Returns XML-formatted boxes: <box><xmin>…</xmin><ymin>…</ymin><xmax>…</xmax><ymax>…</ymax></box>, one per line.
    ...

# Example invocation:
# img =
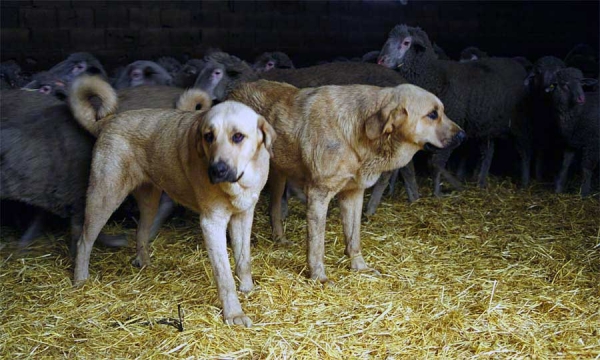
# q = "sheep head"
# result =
<box><xmin>377</xmin><ymin>24</ymin><xmax>434</xmax><ymax>69</ymax></box>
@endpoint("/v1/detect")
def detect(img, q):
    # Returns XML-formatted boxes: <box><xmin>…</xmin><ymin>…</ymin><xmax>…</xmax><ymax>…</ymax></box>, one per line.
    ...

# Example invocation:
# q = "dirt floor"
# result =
<box><xmin>1</xmin><ymin>179</ymin><xmax>599</xmax><ymax>359</ymax></box>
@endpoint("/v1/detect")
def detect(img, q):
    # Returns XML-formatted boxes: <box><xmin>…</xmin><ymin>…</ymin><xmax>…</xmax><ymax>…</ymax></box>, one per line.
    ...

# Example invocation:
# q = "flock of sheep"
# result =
<box><xmin>1</xmin><ymin>24</ymin><xmax>598</xmax><ymax>262</ymax></box>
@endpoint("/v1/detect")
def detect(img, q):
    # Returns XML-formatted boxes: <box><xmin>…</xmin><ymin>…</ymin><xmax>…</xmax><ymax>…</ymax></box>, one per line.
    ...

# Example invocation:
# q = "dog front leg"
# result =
<box><xmin>228</xmin><ymin>207</ymin><xmax>255</xmax><ymax>293</ymax></box>
<box><xmin>339</xmin><ymin>188</ymin><xmax>378</xmax><ymax>275</ymax></box>
<box><xmin>305</xmin><ymin>186</ymin><xmax>334</xmax><ymax>283</ymax></box>
<box><xmin>201</xmin><ymin>213</ymin><xmax>251</xmax><ymax>327</ymax></box>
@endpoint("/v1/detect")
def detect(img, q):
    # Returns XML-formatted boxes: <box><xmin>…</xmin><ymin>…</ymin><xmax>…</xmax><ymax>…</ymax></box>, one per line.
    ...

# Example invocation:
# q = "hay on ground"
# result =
<box><xmin>1</xmin><ymin>179</ymin><xmax>599</xmax><ymax>359</ymax></box>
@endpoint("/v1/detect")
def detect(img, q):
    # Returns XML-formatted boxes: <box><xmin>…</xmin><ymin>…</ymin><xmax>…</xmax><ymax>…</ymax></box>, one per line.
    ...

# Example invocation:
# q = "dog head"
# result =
<box><xmin>197</xmin><ymin>101</ymin><xmax>276</xmax><ymax>184</ymax></box>
<box><xmin>365</xmin><ymin>84</ymin><xmax>465</xmax><ymax>152</ymax></box>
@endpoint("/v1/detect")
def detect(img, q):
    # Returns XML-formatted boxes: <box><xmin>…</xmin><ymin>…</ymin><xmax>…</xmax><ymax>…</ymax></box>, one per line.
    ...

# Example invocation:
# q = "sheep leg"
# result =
<box><xmin>147</xmin><ymin>192</ymin><xmax>176</xmax><ymax>241</ymax></box>
<box><xmin>477</xmin><ymin>139</ymin><xmax>495</xmax><ymax>188</ymax></box>
<box><xmin>398</xmin><ymin>161</ymin><xmax>420</xmax><ymax>202</ymax></box>
<box><xmin>432</xmin><ymin>149</ymin><xmax>457</xmax><ymax>197</ymax></box>
<box><xmin>579</xmin><ymin>151</ymin><xmax>597</xmax><ymax>197</ymax></box>
<box><xmin>17</xmin><ymin>209</ymin><xmax>46</xmax><ymax>248</ymax></box>
<box><xmin>365</xmin><ymin>171</ymin><xmax>392</xmax><ymax>216</ymax></box>
<box><xmin>517</xmin><ymin>146</ymin><xmax>532</xmax><ymax>188</ymax></box>
<box><xmin>388</xmin><ymin>169</ymin><xmax>400</xmax><ymax>195</ymax></box>
<box><xmin>555</xmin><ymin>150</ymin><xmax>575</xmax><ymax>194</ymax></box>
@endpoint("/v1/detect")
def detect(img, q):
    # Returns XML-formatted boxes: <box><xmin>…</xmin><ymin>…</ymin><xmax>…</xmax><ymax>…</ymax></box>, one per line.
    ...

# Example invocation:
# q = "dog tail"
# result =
<box><xmin>176</xmin><ymin>88</ymin><xmax>212</xmax><ymax>112</ymax></box>
<box><xmin>68</xmin><ymin>75</ymin><xmax>118</xmax><ymax>137</ymax></box>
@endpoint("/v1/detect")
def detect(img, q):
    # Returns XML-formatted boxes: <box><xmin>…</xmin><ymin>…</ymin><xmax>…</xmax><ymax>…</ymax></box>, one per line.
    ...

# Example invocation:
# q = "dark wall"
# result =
<box><xmin>1</xmin><ymin>0</ymin><xmax>598</xmax><ymax>71</ymax></box>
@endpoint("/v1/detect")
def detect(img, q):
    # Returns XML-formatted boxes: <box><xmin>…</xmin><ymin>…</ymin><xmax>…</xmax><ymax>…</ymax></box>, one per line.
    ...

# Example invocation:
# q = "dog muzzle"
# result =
<box><xmin>208</xmin><ymin>161</ymin><xmax>239</xmax><ymax>184</ymax></box>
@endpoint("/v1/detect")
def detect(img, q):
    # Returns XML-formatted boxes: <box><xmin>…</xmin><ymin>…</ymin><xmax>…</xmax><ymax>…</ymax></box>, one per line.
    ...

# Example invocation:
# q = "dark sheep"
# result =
<box><xmin>47</xmin><ymin>52</ymin><xmax>107</xmax><ymax>83</ymax></box>
<box><xmin>1</xmin><ymin>60</ymin><xmax>29</xmax><ymax>89</ymax></box>
<box><xmin>564</xmin><ymin>44</ymin><xmax>599</xmax><ymax>85</ymax></box>
<box><xmin>0</xmin><ymin>90</ymin><xmax>127</xmax><ymax>251</ymax></box>
<box><xmin>545</xmin><ymin>67</ymin><xmax>599</xmax><ymax>196</ymax></box>
<box><xmin>21</xmin><ymin>52</ymin><xmax>107</xmax><ymax>98</ymax></box>
<box><xmin>361</xmin><ymin>50</ymin><xmax>381</xmax><ymax>63</ymax></box>
<box><xmin>459</xmin><ymin>46</ymin><xmax>489</xmax><ymax>62</ymax></box>
<box><xmin>377</xmin><ymin>24</ymin><xmax>532</xmax><ymax>195</ymax></box>
<box><xmin>524</xmin><ymin>56</ymin><xmax>566</xmax><ymax>181</ymax></box>
<box><xmin>512</xmin><ymin>56</ymin><xmax>533</xmax><ymax>73</ymax></box>
<box><xmin>20</xmin><ymin>71</ymin><xmax>68</xmax><ymax>100</ymax></box>
<box><xmin>173</xmin><ymin>59</ymin><xmax>206</xmax><ymax>88</ymax></box>
<box><xmin>433</xmin><ymin>43</ymin><xmax>450</xmax><ymax>60</ymax></box>
<box><xmin>252</xmin><ymin>51</ymin><xmax>295</xmax><ymax>72</ymax></box>
<box><xmin>156</xmin><ymin>56</ymin><xmax>183</xmax><ymax>78</ymax></box>
<box><xmin>112</xmin><ymin>60</ymin><xmax>173</xmax><ymax>89</ymax></box>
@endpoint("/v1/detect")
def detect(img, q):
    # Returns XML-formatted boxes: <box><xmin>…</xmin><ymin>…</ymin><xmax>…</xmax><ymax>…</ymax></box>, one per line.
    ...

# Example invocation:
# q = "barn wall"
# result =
<box><xmin>1</xmin><ymin>0</ymin><xmax>598</xmax><ymax>71</ymax></box>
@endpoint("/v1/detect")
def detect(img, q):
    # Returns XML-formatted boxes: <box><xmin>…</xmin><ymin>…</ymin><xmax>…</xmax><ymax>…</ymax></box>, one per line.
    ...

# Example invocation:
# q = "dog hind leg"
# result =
<box><xmin>74</xmin><ymin>175</ymin><xmax>135</xmax><ymax>285</ymax></box>
<box><xmin>131</xmin><ymin>183</ymin><xmax>162</xmax><ymax>268</ymax></box>
<box><xmin>268</xmin><ymin>172</ymin><xmax>291</xmax><ymax>245</ymax></box>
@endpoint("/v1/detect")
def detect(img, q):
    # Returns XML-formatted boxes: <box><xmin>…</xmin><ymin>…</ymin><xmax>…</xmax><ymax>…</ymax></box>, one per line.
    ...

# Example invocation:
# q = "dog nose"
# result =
<box><xmin>208</xmin><ymin>161</ymin><xmax>231</xmax><ymax>184</ymax></box>
<box><xmin>454</xmin><ymin>130</ymin><xmax>467</xmax><ymax>144</ymax></box>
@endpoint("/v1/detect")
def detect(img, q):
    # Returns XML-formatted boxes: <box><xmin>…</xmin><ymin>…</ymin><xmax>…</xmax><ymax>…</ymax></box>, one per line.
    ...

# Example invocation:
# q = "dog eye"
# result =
<box><xmin>427</xmin><ymin>110</ymin><xmax>438</xmax><ymax>120</ymax></box>
<box><xmin>204</xmin><ymin>132</ymin><xmax>214</xmax><ymax>143</ymax></box>
<box><xmin>232</xmin><ymin>133</ymin><xmax>245</xmax><ymax>144</ymax></box>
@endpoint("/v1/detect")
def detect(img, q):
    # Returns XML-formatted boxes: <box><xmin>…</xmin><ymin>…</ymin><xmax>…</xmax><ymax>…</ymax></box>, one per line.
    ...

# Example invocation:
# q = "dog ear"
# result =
<box><xmin>365</xmin><ymin>102</ymin><xmax>407</xmax><ymax>140</ymax></box>
<box><xmin>193</xmin><ymin>117</ymin><xmax>207</xmax><ymax>158</ymax></box>
<box><xmin>257</xmin><ymin>116</ymin><xmax>276</xmax><ymax>158</ymax></box>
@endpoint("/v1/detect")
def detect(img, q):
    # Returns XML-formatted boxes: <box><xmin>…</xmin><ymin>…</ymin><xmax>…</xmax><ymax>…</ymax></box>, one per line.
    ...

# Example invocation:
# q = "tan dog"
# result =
<box><xmin>229</xmin><ymin>80</ymin><xmax>465</xmax><ymax>283</ymax></box>
<box><xmin>69</xmin><ymin>76</ymin><xmax>276</xmax><ymax>327</ymax></box>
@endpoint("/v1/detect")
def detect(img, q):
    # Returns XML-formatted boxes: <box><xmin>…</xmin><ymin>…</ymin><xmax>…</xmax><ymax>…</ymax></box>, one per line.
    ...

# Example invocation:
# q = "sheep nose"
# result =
<box><xmin>576</xmin><ymin>94</ymin><xmax>586</xmax><ymax>104</ymax></box>
<box><xmin>377</xmin><ymin>56</ymin><xmax>386</xmax><ymax>65</ymax></box>
<box><xmin>208</xmin><ymin>161</ymin><xmax>231</xmax><ymax>184</ymax></box>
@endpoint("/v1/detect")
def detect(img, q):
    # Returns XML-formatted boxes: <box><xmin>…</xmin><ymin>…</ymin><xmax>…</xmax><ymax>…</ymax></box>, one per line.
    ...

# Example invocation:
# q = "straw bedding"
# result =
<box><xmin>1</xmin><ymin>179</ymin><xmax>599</xmax><ymax>359</ymax></box>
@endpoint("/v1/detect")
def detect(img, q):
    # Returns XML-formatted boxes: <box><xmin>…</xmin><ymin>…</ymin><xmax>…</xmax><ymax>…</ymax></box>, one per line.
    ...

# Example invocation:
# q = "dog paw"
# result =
<box><xmin>225</xmin><ymin>313</ymin><xmax>252</xmax><ymax>327</ymax></box>
<box><xmin>310</xmin><ymin>271</ymin><xmax>331</xmax><ymax>285</ymax></box>
<box><xmin>239</xmin><ymin>280</ymin><xmax>254</xmax><ymax>294</ymax></box>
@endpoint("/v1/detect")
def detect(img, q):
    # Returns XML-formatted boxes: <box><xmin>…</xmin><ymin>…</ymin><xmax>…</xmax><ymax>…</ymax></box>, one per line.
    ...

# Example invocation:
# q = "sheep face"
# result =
<box><xmin>377</xmin><ymin>25</ymin><xmax>433</xmax><ymax>70</ymax></box>
<box><xmin>194</xmin><ymin>61</ymin><xmax>228</xmax><ymax>101</ymax></box>
<box><xmin>48</xmin><ymin>52</ymin><xmax>107</xmax><ymax>84</ymax></box>
<box><xmin>546</xmin><ymin>68</ymin><xmax>594</xmax><ymax>109</ymax></box>
<box><xmin>525</xmin><ymin>56</ymin><xmax>565</xmax><ymax>94</ymax></box>
<box><xmin>113</xmin><ymin>60</ymin><xmax>173</xmax><ymax>90</ymax></box>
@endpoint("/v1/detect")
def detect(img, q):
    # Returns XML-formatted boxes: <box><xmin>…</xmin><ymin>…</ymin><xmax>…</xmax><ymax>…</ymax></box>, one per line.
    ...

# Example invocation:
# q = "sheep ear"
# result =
<box><xmin>582</xmin><ymin>78</ymin><xmax>598</xmax><ymax>87</ymax></box>
<box><xmin>257</xmin><ymin>116</ymin><xmax>276</xmax><ymax>158</ymax></box>
<box><xmin>365</xmin><ymin>102</ymin><xmax>407</xmax><ymax>140</ymax></box>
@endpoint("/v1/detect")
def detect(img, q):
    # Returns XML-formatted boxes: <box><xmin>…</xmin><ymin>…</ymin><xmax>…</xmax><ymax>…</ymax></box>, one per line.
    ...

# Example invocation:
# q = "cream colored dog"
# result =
<box><xmin>69</xmin><ymin>76</ymin><xmax>276</xmax><ymax>327</ymax></box>
<box><xmin>229</xmin><ymin>80</ymin><xmax>465</xmax><ymax>283</ymax></box>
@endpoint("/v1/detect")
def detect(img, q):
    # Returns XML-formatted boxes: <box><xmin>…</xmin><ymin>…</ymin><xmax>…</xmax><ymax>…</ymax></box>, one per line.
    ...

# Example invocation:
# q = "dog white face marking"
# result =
<box><xmin>200</xmin><ymin>101</ymin><xmax>266</xmax><ymax>184</ymax></box>
<box><xmin>392</xmin><ymin>84</ymin><xmax>464</xmax><ymax>150</ymax></box>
